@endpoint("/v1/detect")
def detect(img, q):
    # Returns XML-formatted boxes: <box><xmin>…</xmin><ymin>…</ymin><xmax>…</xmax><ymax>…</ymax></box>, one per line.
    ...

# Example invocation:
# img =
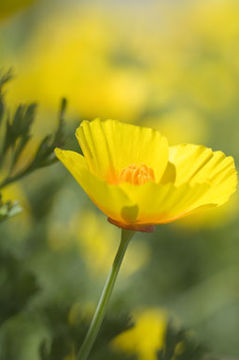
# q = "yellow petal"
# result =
<box><xmin>55</xmin><ymin>148</ymin><xmax>137</xmax><ymax>224</ymax></box>
<box><xmin>76</xmin><ymin>119</ymin><xmax>168</xmax><ymax>183</ymax></box>
<box><xmin>169</xmin><ymin>144</ymin><xmax>237</xmax><ymax>205</ymax></box>
<box><xmin>160</xmin><ymin>161</ymin><xmax>176</xmax><ymax>184</ymax></box>
<box><xmin>121</xmin><ymin>181</ymin><xmax>211</xmax><ymax>224</ymax></box>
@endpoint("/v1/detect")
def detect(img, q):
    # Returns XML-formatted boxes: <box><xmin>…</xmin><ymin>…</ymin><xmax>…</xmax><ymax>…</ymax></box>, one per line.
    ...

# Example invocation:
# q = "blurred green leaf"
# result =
<box><xmin>0</xmin><ymin>311</ymin><xmax>48</xmax><ymax>360</ymax></box>
<box><xmin>90</xmin><ymin>314</ymin><xmax>135</xmax><ymax>360</ymax></box>
<box><xmin>39</xmin><ymin>305</ymin><xmax>134</xmax><ymax>360</ymax></box>
<box><xmin>0</xmin><ymin>193</ymin><xmax>22</xmax><ymax>222</ymax></box>
<box><xmin>158</xmin><ymin>321</ymin><xmax>207</xmax><ymax>360</ymax></box>
<box><xmin>2</xmin><ymin>104</ymin><xmax>36</xmax><ymax>156</ymax></box>
<box><xmin>0</xmin><ymin>70</ymin><xmax>67</xmax><ymax>191</ymax></box>
<box><xmin>0</xmin><ymin>70</ymin><xmax>13</xmax><ymax>89</ymax></box>
<box><xmin>29</xmin><ymin>98</ymin><xmax>66</xmax><ymax>170</ymax></box>
<box><xmin>0</xmin><ymin>252</ymin><xmax>39</xmax><ymax>324</ymax></box>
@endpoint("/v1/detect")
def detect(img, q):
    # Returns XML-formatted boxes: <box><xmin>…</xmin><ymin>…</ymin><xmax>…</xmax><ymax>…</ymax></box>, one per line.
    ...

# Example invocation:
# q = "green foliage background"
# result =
<box><xmin>0</xmin><ymin>0</ymin><xmax>239</xmax><ymax>359</ymax></box>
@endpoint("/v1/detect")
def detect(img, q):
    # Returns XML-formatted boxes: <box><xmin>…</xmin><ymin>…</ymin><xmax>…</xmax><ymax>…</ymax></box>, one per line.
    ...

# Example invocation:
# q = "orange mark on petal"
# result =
<box><xmin>119</xmin><ymin>164</ymin><xmax>155</xmax><ymax>185</ymax></box>
<box><xmin>108</xmin><ymin>217</ymin><xmax>155</xmax><ymax>232</ymax></box>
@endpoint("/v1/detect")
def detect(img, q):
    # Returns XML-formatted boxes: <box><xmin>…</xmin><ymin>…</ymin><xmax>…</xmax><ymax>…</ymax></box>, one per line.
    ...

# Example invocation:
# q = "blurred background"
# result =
<box><xmin>0</xmin><ymin>0</ymin><xmax>239</xmax><ymax>359</ymax></box>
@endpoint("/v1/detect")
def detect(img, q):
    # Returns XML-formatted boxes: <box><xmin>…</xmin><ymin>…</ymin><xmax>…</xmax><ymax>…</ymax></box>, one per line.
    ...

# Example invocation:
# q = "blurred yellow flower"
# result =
<box><xmin>112</xmin><ymin>308</ymin><xmax>167</xmax><ymax>360</ymax></box>
<box><xmin>4</xmin><ymin>0</ymin><xmax>239</xmax><ymax>118</ymax></box>
<box><xmin>176</xmin><ymin>191</ymin><xmax>239</xmax><ymax>230</ymax></box>
<box><xmin>6</xmin><ymin>8</ymin><xmax>147</xmax><ymax>122</ymax></box>
<box><xmin>144</xmin><ymin>107</ymin><xmax>207</xmax><ymax>145</ymax></box>
<box><xmin>63</xmin><ymin>353</ymin><xmax>75</xmax><ymax>360</ymax></box>
<box><xmin>189</xmin><ymin>0</ymin><xmax>239</xmax><ymax>47</ymax></box>
<box><xmin>76</xmin><ymin>211</ymin><xmax>149</xmax><ymax>276</ymax></box>
<box><xmin>48</xmin><ymin>207</ymin><xmax>149</xmax><ymax>273</ymax></box>
<box><xmin>169</xmin><ymin>0</ymin><xmax>239</xmax><ymax>112</ymax></box>
<box><xmin>55</xmin><ymin>119</ymin><xmax>237</xmax><ymax>232</ymax></box>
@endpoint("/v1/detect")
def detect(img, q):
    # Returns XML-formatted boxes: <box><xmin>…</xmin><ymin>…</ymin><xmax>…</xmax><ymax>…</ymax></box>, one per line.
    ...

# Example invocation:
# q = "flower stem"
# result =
<box><xmin>77</xmin><ymin>228</ymin><xmax>135</xmax><ymax>360</ymax></box>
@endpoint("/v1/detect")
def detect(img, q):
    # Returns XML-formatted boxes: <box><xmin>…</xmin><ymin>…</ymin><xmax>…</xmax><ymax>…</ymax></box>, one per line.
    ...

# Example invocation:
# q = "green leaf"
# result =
<box><xmin>157</xmin><ymin>321</ymin><xmax>207</xmax><ymax>360</ymax></box>
<box><xmin>2</xmin><ymin>104</ymin><xmax>36</xmax><ymax>163</ymax></box>
<box><xmin>0</xmin><ymin>70</ymin><xmax>67</xmax><ymax>191</ymax></box>
<box><xmin>39</xmin><ymin>306</ymin><xmax>134</xmax><ymax>360</ymax></box>
<box><xmin>0</xmin><ymin>252</ymin><xmax>39</xmax><ymax>324</ymax></box>
<box><xmin>0</xmin><ymin>69</ymin><xmax>13</xmax><ymax>89</ymax></box>
<box><xmin>0</xmin><ymin>311</ymin><xmax>48</xmax><ymax>360</ymax></box>
<box><xmin>0</xmin><ymin>193</ymin><xmax>22</xmax><ymax>222</ymax></box>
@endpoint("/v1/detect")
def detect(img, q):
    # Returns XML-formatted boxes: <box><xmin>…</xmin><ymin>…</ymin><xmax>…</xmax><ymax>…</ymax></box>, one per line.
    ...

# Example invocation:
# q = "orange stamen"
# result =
<box><xmin>119</xmin><ymin>164</ymin><xmax>155</xmax><ymax>185</ymax></box>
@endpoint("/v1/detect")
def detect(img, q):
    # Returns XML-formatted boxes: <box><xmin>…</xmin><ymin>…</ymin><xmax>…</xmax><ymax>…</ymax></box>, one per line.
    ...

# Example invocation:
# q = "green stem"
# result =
<box><xmin>77</xmin><ymin>228</ymin><xmax>135</xmax><ymax>360</ymax></box>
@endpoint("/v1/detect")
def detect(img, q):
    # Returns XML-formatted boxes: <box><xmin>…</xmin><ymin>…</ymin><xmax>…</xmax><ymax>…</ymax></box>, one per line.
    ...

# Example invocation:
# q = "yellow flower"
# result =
<box><xmin>55</xmin><ymin>119</ymin><xmax>237</xmax><ymax>232</ymax></box>
<box><xmin>6</xmin><ymin>8</ymin><xmax>147</xmax><ymax>122</ymax></box>
<box><xmin>111</xmin><ymin>308</ymin><xmax>167</xmax><ymax>360</ymax></box>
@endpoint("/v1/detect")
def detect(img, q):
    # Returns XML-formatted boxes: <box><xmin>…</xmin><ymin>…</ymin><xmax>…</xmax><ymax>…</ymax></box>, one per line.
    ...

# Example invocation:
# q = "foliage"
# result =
<box><xmin>40</xmin><ymin>309</ymin><xmax>134</xmax><ymax>360</ymax></box>
<box><xmin>0</xmin><ymin>193</ymin><xmax>22</xmax><ymax>222</ymax></box>
<box><xmin>0</xmin><ymin>54</ymin><xmax>238</xmax><ymax>359</ymax></box>
<box><xmin>158</xmin><ymin>321</ymin><xmax>207</xmax><ymax>360</ymax></box>
<box><xmin>0</xmin><ymin>251</ymin><xmax>39</xmax><ymax>325</ymax></box>
<box><xmin>0</xmin><ymin>70</ymin><xmax>67</xmax><ymax>221</ymax></box>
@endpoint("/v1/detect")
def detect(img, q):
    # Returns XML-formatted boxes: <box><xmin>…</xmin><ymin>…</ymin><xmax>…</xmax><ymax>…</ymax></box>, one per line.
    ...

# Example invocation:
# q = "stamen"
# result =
<box><xmin>119</xmin><ymin>164</ymin><xmax>155</xmax><ymax>185</ymax></box>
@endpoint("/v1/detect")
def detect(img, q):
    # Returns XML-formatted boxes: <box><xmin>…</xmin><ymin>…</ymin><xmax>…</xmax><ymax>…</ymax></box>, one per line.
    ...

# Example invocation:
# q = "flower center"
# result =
<box><xmin>119</xmin><ymin>164</ymin><xmax>155</xmax><ymax>185</ymax></box>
